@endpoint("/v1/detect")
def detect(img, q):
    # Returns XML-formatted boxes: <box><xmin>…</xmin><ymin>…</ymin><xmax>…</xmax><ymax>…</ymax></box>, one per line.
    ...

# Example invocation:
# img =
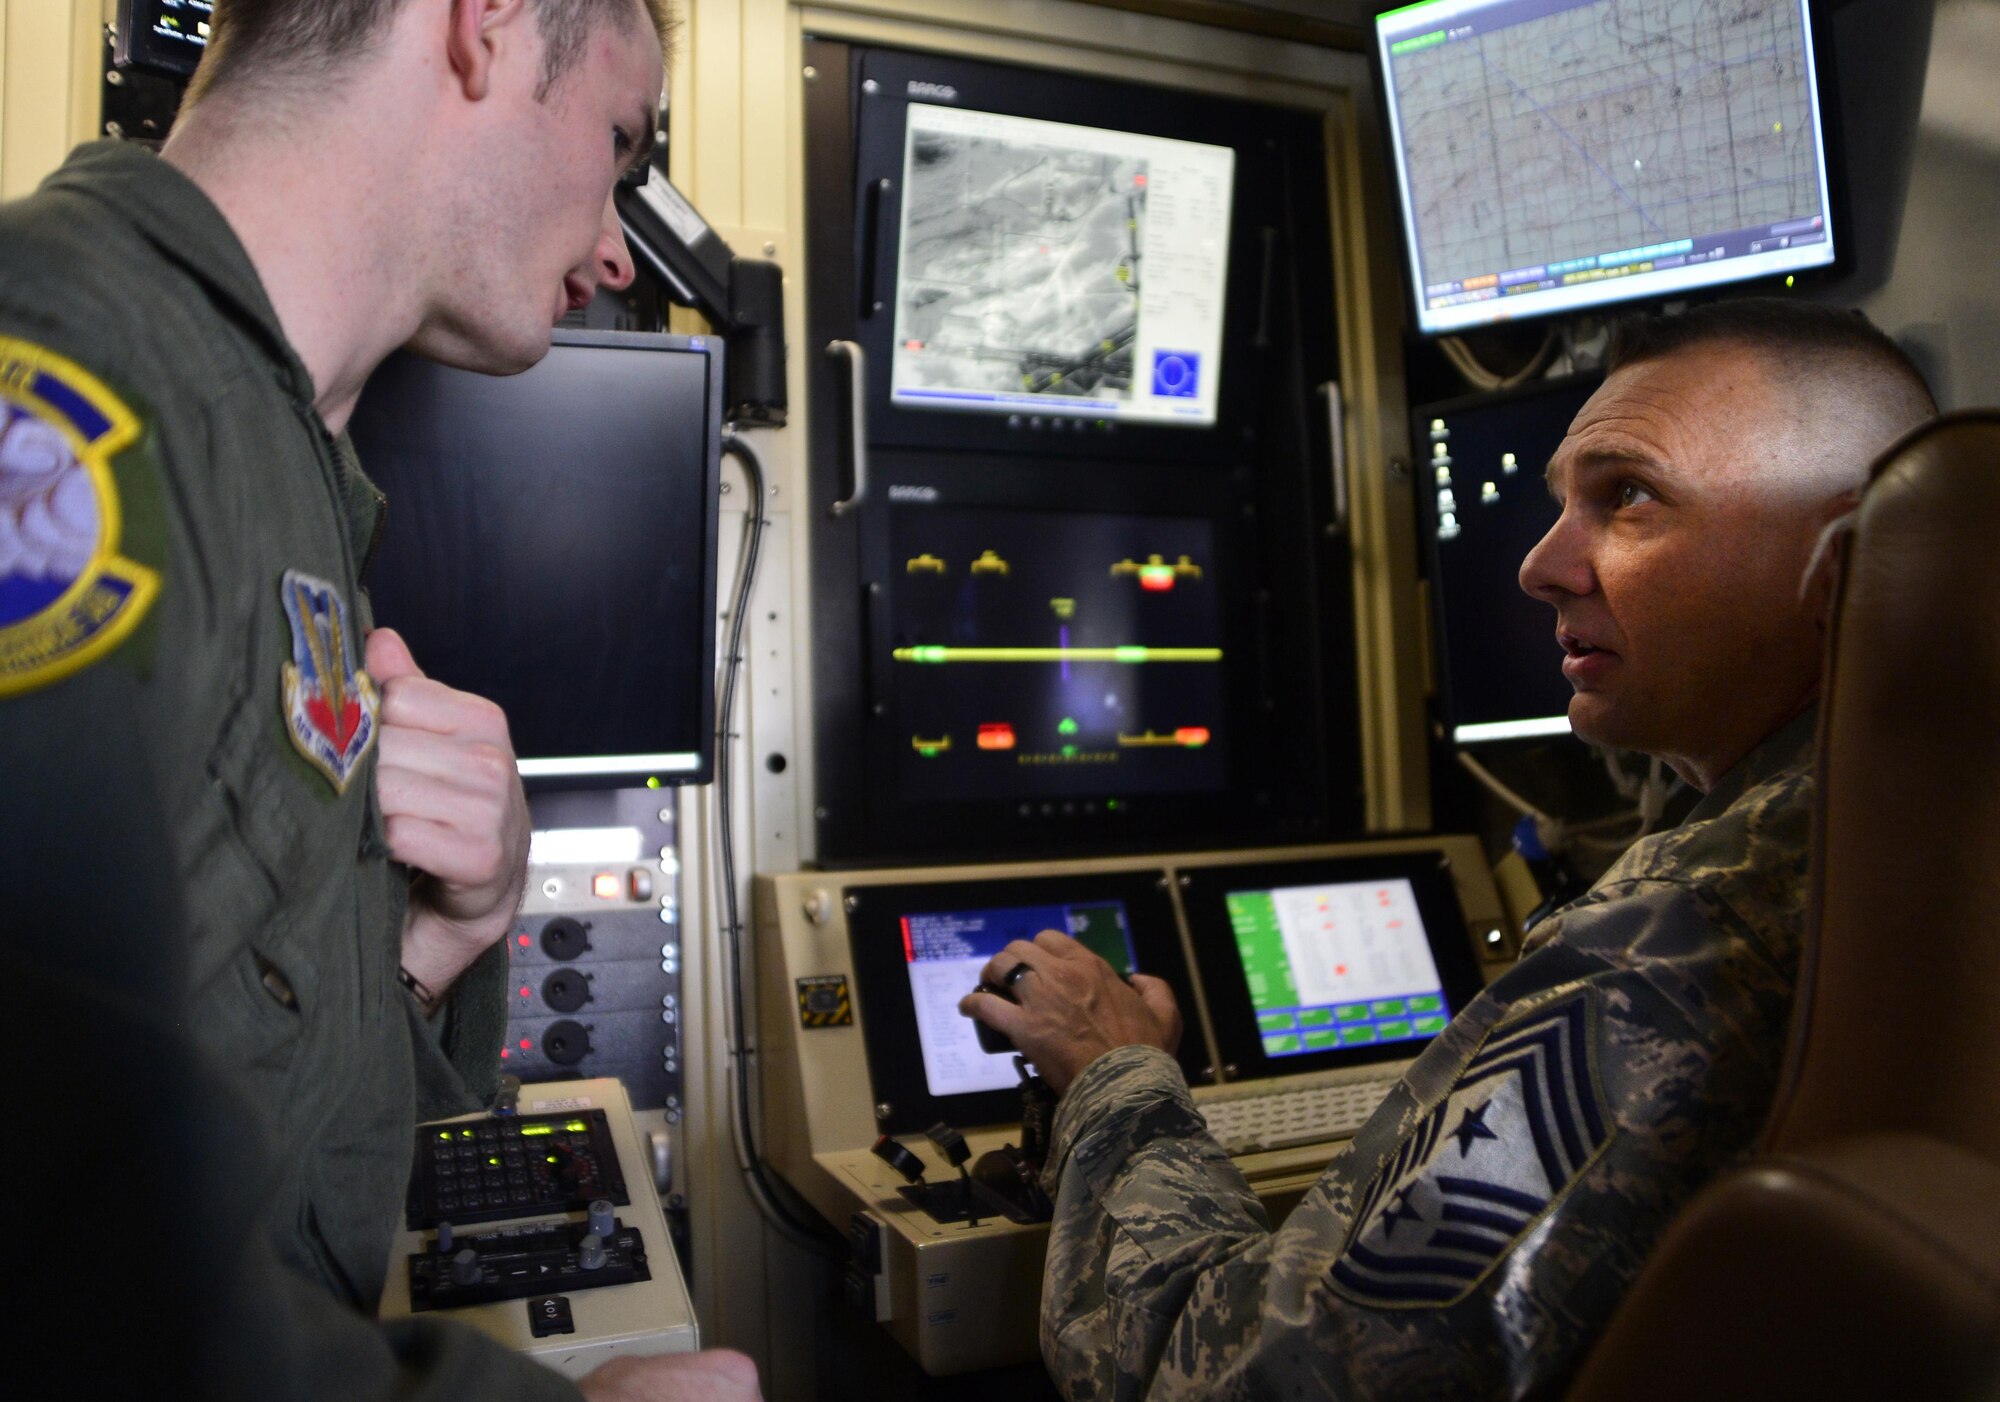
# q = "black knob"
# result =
<box><xmin>541</xmin><ymin>917</ymin><xmax>590</xmax><ymax>961</ymax></box>
<box><xmin>871</xmin><ymin>1135</ymin><xmax>926</xmax><ymax>1185</ymax></box>
<box><xmin>450</xmin><ymin>1247</ymin><xmax>482</xmax><ymax>1287</ymax></box>
<box><xmin>542</xmin><ymin>1019</ymin><xmax>591</xmax><ymax>1066</ymax></box>
<box><xmin>542</xmin><ymin>968</ymin><xmax>590</xmax><ymax>1013</ymax></box>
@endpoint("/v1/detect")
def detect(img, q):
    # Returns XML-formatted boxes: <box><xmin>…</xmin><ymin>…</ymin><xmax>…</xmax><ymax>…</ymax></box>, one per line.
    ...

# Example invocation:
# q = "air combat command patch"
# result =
<box><xmin>279</xmin><ymin>569</ymin><xmax>380</xmax><ymax>794</ymax></box>
<box><xmin>0</xmin><ymin>337</ymin><xmax>159</xmax><ymax>697</ymax></box>
<box><xmin>1329</xmin><ymin>990</ymin><xmax>1613</xmax><ymax>1308</ymax></box>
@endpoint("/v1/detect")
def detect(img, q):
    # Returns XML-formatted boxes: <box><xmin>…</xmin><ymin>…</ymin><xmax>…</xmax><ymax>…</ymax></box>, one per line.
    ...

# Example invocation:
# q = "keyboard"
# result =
<box><xmin>1197</xmin><ymin>1076</ymin><xmax>1400</xmax><ymax>1155</ymax></box>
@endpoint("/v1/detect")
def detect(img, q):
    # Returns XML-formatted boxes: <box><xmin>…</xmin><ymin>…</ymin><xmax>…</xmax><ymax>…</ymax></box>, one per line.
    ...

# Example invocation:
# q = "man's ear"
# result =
<box><xmin>1800</xmin><ymin>488</ymin><xmax>1864</xmax><ymax>630</ymax></box>
<box><xmin>445</xmin><ymin>0</ymin><xmax>531</xmax><ymax>103</ymax></box>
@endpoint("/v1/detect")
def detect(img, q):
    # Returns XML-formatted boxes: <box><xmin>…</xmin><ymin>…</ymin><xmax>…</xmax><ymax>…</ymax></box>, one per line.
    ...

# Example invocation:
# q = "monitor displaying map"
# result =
<box><xmin>889</xmin><ymin>104</ymin><xmax>1235</xmax><ymax>427</ymax></box>
<box><xmin>1376</xmin><ymin>0</ymin><xmax>1840</xmax><ymax>335</ymax></box>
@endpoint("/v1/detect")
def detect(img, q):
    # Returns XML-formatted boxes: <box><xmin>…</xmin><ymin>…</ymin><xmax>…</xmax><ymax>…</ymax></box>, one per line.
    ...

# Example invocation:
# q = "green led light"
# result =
<box><xmin>565</xmin><ymin>1119</ymin><xmax>589</xmax><ymax>1133</ymax></box>
<box><xmin>487</xmin><ymin>1156</ymin><xmax>500</xmax><ymax>1166</ymax></box>
<box><xmin>1057</xmin><ymin>717</ymin><xmax>1079</xmax><ymax>736</ymax></box>
<box><xmin>548</xmin><ymin>1154</ymin><xmax>559</xmax><ymax>1165</ymax></box>
<box><xmin>437</xmin><ymin>1130</ymin><xmax>451</xmax><ymax>1141</ymax></box>
<box><xmin>646</xmin><ymin>776</ymin><xmax>662</xmax><ymax>789</ymax></box>
<box><xmin>520</xmin><ymin>1124</ymin><xmax>553</xmax><ymax>1137</ymax></box>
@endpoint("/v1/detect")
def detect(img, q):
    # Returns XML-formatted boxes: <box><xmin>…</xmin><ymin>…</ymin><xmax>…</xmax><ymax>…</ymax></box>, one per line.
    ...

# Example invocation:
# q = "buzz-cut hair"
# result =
<box><xmin>1608</xmin><ymin>298</ymin><xmax>1937</xmax><ymax>430</ymax></box>
<box><xmin>185</xmin><ymin>0</ymin><xmax>673</xmax><ymax>107</ymax></box>
<box><xmin>1606</xmin><ymin>297</ymin><xmax>1938</xmax><ymax>493</ymax></box>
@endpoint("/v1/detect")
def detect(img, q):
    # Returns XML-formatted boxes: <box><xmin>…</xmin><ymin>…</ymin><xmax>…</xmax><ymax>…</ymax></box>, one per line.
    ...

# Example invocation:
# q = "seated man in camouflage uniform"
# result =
<box><xmin>961</xmin><ymin>299</ymin><xmax>1936</xmax><ymax>1399</ymax></box>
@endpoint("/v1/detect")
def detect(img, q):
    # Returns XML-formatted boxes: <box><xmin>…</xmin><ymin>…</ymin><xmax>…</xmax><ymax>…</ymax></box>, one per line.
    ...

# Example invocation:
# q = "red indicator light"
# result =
<box><xmin>905</xmin><ymin>339</ymin><xmax>925</xmax><ymax>351</ymax></box>
<box><xmin>1133</xmin><ymin>174</ymin><xmax>1148</xmax><ymax>187</ymax></box>
<box><xmin>1138</xmin><ymin>567</ymin><xmax>1175</xmax><ymax>592</ymax></box>
<box><xmin>1175</xmin><ymin>727</ymin><xmax>1211</xmax><ymax>748</ymax></box>
<box><xmin>591</xmin><ymin>872</ymin><xmax>620</xmax><ymax>900</ymax></box>
<box><xmin>518</xmin><ymin>1038</ymin><xmax>533</xmax><ymax>1051</ymax></box>
<box><xmin>519</xmin><ymin>986</ymin><xmax>532</xmax><ymax>998</ymax></box>
<box><xmin>517</xmin><ymin>934</ymin><xmax>531</xmax><ymax>948</ymax></box>
<box><xmin>500</xmin><ymin>1048</ymin><xmax>510</xmax><ymax>1059</ymax></box>
<box><xmin>977</xmin><ymin>723</ymin><xmax>1017</xmax><ymax>751</ymax></box>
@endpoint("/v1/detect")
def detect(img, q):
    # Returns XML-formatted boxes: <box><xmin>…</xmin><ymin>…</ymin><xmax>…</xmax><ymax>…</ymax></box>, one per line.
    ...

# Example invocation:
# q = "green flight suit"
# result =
<box><xmin>0</xmin><ymin>141</ymin><xmax>568</xmax><ymax>1398</ymax></box>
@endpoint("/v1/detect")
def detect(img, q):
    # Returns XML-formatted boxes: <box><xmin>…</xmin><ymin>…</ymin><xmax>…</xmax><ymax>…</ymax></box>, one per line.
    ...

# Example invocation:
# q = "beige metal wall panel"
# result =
<box><xmin>0</xmin><ymin>0</ymin><xmax>103</xmax><ymax>201</ymax></box>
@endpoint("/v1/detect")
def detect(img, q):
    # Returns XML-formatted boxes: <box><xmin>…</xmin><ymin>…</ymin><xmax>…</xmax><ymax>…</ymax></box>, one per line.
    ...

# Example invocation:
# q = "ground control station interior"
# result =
<box><xmin>3</xmin><ymin>0</ymin><xmax>1997</xmax><ymax>1397</ymax></box>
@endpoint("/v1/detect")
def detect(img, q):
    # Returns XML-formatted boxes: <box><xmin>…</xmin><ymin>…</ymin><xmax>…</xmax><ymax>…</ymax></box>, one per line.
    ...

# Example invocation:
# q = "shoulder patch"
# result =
<box><xmin>279</xmin><ymin>569</ymin><xmax>380</xmax><ymax>794</ymax></box>
<box><xmin>0</xmin><ymin>337</ymin><xmax>159</xmax><ymax>697</ymax></box>
<box><xmin>1328</xmin><ymin>990</ymin><xmax>1612</xmax><ymax>1309</ymax></box>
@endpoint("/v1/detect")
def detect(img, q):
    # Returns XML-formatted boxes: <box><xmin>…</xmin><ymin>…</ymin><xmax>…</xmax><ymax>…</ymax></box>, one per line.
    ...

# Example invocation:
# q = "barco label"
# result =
<box><xmin>888</xmin><ymin>484</ymin><xmax>940</xmax><ymax>503</ymax></box>
<box><xmin>907</xmin><ymin>81</ymin><xmax>959</xmax><ymax>101</ymax></box>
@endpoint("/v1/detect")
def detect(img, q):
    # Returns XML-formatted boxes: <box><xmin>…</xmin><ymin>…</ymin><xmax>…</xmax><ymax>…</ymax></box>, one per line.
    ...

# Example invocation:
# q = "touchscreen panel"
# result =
<box><xmin>1226</xmin><ymin>879</ymin><xmax>1449</xmax><ymax>1059</ymax></box>
<box><xmin>1180</xmin><ymin>852</ymin><xmax>1485</xmax><ymax>1082</ymax></box>
<box><xmin>903</xmin><ymin>901</ymin><xmax>1138</xmax><ymax>1098</ymax></box>
<box><xmin>846</xmin><ymin>871</ymin><xmax>1202</xmax><ymax>1134</ymax></box>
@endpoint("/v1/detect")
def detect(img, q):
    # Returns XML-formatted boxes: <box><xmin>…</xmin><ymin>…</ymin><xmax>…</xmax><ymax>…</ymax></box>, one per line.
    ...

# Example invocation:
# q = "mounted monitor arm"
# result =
<box><xmin>616</xmin><ymin>166</ymin><xmax>788</xmax><ymax>427</ymax></box>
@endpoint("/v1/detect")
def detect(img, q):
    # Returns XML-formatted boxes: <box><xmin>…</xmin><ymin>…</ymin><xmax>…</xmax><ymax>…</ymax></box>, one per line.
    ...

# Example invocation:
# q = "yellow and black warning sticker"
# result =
<box><xmin>0</xmin><ymin>337</ymin><xmax>158</xmax><ymax>698</ymax></box>
<box><xmin>797</xmin><ymin>974</ymin><xmax>854</xmax><ymax>1028</ymax></box>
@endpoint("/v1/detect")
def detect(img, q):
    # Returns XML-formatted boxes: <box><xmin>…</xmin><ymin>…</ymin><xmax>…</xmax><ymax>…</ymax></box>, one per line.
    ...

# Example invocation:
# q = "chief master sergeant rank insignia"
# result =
<box><xmin>1330</xmin><ymin>990</ymin><xmax>1614</xmax><ymax>1307</ymax></box>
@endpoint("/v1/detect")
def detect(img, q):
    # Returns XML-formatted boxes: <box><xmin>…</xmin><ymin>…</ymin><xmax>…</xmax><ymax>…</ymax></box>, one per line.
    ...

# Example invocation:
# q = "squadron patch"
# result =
<box><xmin>279</xmin><ymin>569</ymin><xmax>380</xmax><ymax>794</ymax></box>
<box><xmin>1329</xmin><ymin>991</ymin><xmax>1612</xmax><ymax>1308</ymax></box>
<box><xmin>0</xmin><ymin>337</ymin><xmax>159</xmax><ymax>697</ymax></box>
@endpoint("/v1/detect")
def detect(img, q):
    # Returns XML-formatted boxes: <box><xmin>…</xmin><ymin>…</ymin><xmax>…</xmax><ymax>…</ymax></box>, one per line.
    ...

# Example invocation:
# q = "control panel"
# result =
<box><xmin>380</xmin><ymin>1078</ymin><xmax>698</xmax><ymax>1376</ymax></box>
<box><xmin>506</xmin><ymin>790</ymin><xmax>683</xmax><ymax>1115</ymax></box>
<box><xmin>754</xmin><ymin>839</ymin><xmax>1516</xmax><ymax>1375</ymax></box>
<box><xmin>405</xmin><ymin>1108</ymin><xmax>629</xmax><ymax>1228</ymax></box>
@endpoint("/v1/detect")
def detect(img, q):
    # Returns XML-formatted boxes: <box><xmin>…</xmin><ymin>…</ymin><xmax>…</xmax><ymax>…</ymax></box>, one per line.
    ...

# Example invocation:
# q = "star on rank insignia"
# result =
<box><xmin>1329</xmin><ymin>990</ymin><xmax>1612</xmax><ymax>1308</ymax></box>
<box><xmin>0</xmin><ymin>337</ymin><xmax>159</xmax><ymax>697</ymax></box>
<box><xmin>279</xmin><ymin>569</ymin><xmax>380</xmax><ymax>794</ymax></box>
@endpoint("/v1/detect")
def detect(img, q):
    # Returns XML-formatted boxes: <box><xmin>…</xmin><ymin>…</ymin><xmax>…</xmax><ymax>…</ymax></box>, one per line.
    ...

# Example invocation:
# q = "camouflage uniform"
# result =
<box><xmin>1038</xmin><ymin>709</ymin><xmax>1817</xmax><ymax>1399</ymax></box>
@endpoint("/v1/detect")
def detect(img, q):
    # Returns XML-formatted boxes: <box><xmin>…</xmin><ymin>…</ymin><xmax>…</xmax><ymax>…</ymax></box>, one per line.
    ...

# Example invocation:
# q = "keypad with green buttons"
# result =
<box><xmin>405</xmin><ymin>1109</ymin><xmax>630</xmax><ymax>1229</ymax></box>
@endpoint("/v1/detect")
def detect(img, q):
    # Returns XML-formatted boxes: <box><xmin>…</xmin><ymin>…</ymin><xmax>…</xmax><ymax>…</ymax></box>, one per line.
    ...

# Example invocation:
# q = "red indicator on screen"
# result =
<box><xmin>1175</xmin><ymin>727</ymin><xmax>1211</xmax><ymax>748</ymax></box>
<box><xmin>977</xmin><ymin>723</ymin><xmax>1017</xmax><ymax>750</ymax></box>
<box><xmin>900</xmin><ymin>917</ymin><xmax>915</xmax><ymax>963</ymax></box>
<box><xmin>1138</xmin><ymin>566</ymin><xmax>1175</xmax><ymax>591</ymax></box>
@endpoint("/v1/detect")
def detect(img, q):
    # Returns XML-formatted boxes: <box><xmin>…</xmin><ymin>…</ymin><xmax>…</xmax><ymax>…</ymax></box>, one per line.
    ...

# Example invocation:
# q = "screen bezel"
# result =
<box><xmin>845</xmin><ymin>870</ymin><xmax>1206</xmax><ymax>1134</ymax></box>
<box><xmin>1369</xmin><ymin>0</ymin><xmax>1853</xmax><ymax>337</ymax></box>
<box><xmin>353</xmin><ymin>329</ymin><xmax>724</xmax><ymax>789</ymax></box>
<box><xmin>846</xmin><ymin>46</ymin><xmax>1282</xmax><ymax>463</ymax></box>
<box><xmin>1181</xmin><ymin>852</ymin><xmax>1485</xmax><ymax>1081</ymax></box>
<box><xmin>1411</xmin><ymin>373</ymin><xmax>1601</xmax><ymax>744</ymax></box>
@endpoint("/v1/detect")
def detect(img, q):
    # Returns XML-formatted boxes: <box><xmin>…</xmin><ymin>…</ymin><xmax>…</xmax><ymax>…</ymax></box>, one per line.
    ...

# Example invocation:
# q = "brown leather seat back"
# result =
<box><xmin>1567</xmin><ymin>413</ymin><xmax>2000</xmax><ymax>1401</ymax></box>
<box><xmin>1766</xmin><ymin>411</ymin><xmax>2000</xmax><ymax>1159</ymax></box>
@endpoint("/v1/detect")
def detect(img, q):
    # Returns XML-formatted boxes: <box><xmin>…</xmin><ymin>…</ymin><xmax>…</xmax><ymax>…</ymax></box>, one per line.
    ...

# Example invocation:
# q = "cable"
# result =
<box><xmin>1456</xmin><ymin>750</ymin><xmax>1557</xmax><ymax>828</ymax></box>
<box><xmin>1439</xmin><ymin>326</ymin><xmax>1559</xmax><ymax>392</ymax></box>
<box><xmin>713</xmin><ymin>429</ymin><xmax>843</xmax><ymax>1259</ymax></box>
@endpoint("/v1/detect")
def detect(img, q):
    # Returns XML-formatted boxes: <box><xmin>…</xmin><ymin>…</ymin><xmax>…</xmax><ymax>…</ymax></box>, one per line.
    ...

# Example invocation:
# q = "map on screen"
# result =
<box><xmin>1378</xmin><ymin>0</ymin><xmax>1837</xmax><ymax>332</ymax></box>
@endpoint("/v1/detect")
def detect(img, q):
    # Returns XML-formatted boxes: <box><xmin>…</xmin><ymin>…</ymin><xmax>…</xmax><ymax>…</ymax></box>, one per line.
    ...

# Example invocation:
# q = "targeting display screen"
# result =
<box><xmin>890</xmin><ymin>104</ymin><xmax>1235</xmax><ymax>427</ymax></box>
<box><xmin>888</xmin><ymin>507</ymin><xmax>1228</xmax><ymax>804</ymax></box>
<box><xmin>1226</xmin><ymin>879</ymin><xmax>1449</xmax><ymax>1059</ymax></box>
<box><xmin>902</xmin><ymin>900</ymin><xmax>1138</xmax><ymax>1097</ymax></box>
<box><xmin>1377</xmin><ymin>0</ymin><xmax>1840</xmax><ymax>334</ymax></box>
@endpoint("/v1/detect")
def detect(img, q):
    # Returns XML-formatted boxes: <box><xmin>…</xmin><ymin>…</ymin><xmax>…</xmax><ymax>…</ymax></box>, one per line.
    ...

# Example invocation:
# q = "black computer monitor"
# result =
<box><xmin>113</xmin><ymin>0</ymin><xmax>213</xmax><ymax>78</ymax></box>
<box><xmin>1413</xmin><ymin>374</ymin><xmax>1600</xmax><ymax>744</ymax></box>
<box><xmin>1374</xmin><ymin>0</ymin><xmax>1845</xmax><ymax>335</ymax></box>
<box><xmin>348</xmin><ymin>330</ymin><xmax>723</xmax><ymax>787</ymax></box>
<box><xmin>844</xmin><ymin>870</ymin><xmax>1204</xmax><ymax>1134</ymax></box>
